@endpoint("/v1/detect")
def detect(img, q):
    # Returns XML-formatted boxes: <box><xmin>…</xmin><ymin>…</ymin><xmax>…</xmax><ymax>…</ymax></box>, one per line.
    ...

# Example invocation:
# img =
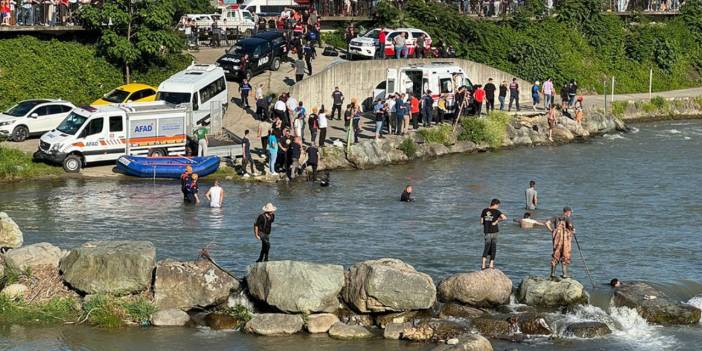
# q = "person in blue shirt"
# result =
<box><xmin>267</xmin><ymin>131</ymin><xmax>278</xmax><ymax>176</ymax></box>
<box><xmin>531</xmin><ymin>81</ymin><xmax>541</xmax><ymax>111</ymax></box>
<box><xmin>395</xmin><ymin>94</ymin><xmax>407</xmax><ymax>135</ymax></box>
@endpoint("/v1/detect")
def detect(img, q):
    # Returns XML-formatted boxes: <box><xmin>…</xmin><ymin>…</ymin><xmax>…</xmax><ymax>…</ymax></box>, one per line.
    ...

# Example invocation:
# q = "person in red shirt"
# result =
<box><xmin>377</xmin><ymin>27</ymin><xmax>386</xmax><ymax>59</ymax></box>
<box><xmin>473</xmin><ymin>85</ymin><xmax>486</xmax><ymax>116</ymax></box>
<box><xmin>409</xmin><ymin>94</ymin><xmax>420</xmax><ymax>129</ymax></box>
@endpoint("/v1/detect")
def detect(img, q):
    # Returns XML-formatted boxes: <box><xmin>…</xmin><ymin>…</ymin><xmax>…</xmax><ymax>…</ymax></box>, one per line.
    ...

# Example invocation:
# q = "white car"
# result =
<box><xmin>0</xmin><ymin>99</ymin><xmax>76</xmax><ymax>142</ymax></box>
<box><xmin>349</xmin><ymin>28</ymin><xmax>431</xmax><ymax>59</ymax></box>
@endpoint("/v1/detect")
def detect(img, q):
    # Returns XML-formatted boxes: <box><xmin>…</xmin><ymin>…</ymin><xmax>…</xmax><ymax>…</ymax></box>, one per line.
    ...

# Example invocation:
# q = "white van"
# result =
<box><xmin>35</xmin><ymin>102</ymin><xmax>189</xmax><ymax>173</ymax></box>
<box><xmin>241</xmin><ymin>0</ymin><xmax>296</xmax><ymax>16</ymax></box>
<box><xmin>156</xmin><ymin>64</ymin><xmax>228</xmax><ymax>126</ymax></box>
<box><xmin>378</xmin><ymin>63</ymin><xmax>470</xmax><ymax>108</ymax></box>
<box><xmin>182</xmin><ymin>7</ymin><xmax>256</xmax><ymax>33</ymax></box>
<box><xmin>0</xmin><ymin>99</ymin><xmax>75</xmax><ymax>142</ymax></box>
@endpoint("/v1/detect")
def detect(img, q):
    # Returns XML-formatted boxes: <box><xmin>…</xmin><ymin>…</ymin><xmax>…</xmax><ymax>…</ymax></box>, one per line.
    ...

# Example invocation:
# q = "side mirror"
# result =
<box><xmin>30</xmin><ymin>113</ymin><xmax>38</xmax><ymax>118</ymax></box>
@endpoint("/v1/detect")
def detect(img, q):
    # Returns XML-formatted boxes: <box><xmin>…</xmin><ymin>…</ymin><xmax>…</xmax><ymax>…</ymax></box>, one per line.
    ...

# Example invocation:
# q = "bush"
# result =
<box><xmin>418</xmin><ymin>124</ymin><xmax>454</xmax><ymax>146</ymax></box>
<box><xmin>222</xmin><ymin>304</ymin><xmax>253</xmax><ymax>330</ymax></box>
<box><xmin>458</xmin><ymin>112</ymin><xmax>510</xmax><ymax>147</ymax></box>
<box><xmin>82</xmin><ymin>294</ymin><xmax>157</xmax><ymax>328</ymax></box>
<box><xmin>0</xmin><ymin>146</ymin><xmax>62</xmax><ymax>180</ymax></box>
<box><xmin>650</xmin><ymin>96</ymin><xmax>668</xmax><ymax>110</ymax></box>
<box><xmin>611</xmin><ymin>101</ymin><xmax>628</xmax><ymax>117</ymax></box>
<box><xmin>321</xmin><ymin>30</ymin><xmax>347</xmax><ymax>49</ymax></box>
<box><xmin>398</xmin><ymin>138</ymin><xmax>417</xmax><ymax>158</ymax></box>
<box><xmin>0</xmin><ymin>295</ymin><xmax>80</xmax><ymax>325</ymax></box>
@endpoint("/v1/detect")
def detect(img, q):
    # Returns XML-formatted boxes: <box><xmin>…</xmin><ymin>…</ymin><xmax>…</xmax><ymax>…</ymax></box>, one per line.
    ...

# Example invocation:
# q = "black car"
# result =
<box><xmin>253</xmin><ymin>30</ymin><xmax>288</xmax><ymax>59</ymax></box>
<box><xmin>217</xmin><ymin>37</ymin><xmax>284</xmax><ymax>81</ymax></box>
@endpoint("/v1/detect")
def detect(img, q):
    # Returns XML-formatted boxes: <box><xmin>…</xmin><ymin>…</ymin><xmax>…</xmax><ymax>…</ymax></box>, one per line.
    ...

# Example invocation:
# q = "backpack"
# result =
<box><xmin>322</xmin><ymin>46</ymin><xmax>338</xmax><ymax>56</ymax></box>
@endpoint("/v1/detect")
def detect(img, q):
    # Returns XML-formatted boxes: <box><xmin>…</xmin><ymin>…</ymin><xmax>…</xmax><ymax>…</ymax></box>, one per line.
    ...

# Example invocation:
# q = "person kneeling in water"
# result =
<box><xmin>401</xmin><ymin>185</ymin><xmax>414</xmax><ymax>202</ymax></box>
<box><xmin>514</xmin><ymin>212</ymin><xmax>544</xmax><ymax>229</ymax></box>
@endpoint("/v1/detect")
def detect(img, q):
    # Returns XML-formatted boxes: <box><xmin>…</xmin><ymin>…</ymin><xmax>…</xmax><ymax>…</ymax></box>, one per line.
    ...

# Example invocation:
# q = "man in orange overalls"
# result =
<box><xmin>545</xmin><ymin>207</ymin><xmax>575</xmax><ymax>279</ymax></box>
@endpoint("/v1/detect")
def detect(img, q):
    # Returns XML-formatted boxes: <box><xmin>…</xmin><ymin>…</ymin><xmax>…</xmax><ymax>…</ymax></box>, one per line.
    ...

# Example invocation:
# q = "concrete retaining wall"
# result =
<box><xmin>289</xmin><ymin>58</ymin><xmax>533</xmax><ymax>110</ymax></box>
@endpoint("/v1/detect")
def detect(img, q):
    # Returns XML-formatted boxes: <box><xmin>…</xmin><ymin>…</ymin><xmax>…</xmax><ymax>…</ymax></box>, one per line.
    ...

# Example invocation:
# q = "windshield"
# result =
<box><xmin>156</xmin><ymin>91</ymin><xmax>192</xmax><ymax>105</ymax></box>
<box><xmin>4</xmin><ymin>100</ymin><xmax>45</xmax><ymax>117</ymax></box>
<box><xmin>102</xmin><ymin>89</ymin><xmax>130</xmax><ymax>103</ymax></box>
<box><xmin>362</xmin><ymin>29</ymin><xmax>380</xmax><ymax>39</ymax></box>
<box><xmin>228</xmin><ymin>44</ymin><xmax>254</xmax><ymax>55</ymax></box>
<box><xmin>56</xmin><ymin>112</ymin><xmax>88</xmax><ymax>135</ymax></box>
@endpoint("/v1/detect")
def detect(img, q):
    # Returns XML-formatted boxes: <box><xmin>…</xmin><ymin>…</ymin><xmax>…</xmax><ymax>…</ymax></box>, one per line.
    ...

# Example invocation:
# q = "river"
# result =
<box><xmin>1</xmin><ymin>120</ymin><xmax>702</xmax><ymax>350</ymax></box>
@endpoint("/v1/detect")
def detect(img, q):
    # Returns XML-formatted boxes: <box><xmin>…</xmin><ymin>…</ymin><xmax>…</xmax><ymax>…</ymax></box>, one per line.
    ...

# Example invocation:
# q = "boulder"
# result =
<box><xmin>613</xmin><ymin>282</ymin><xmax>701</xmax><ymax>325</ymax></box>
<box><xmin>154</xmin><ymin>259</ymin><xmax>240</xmax><ymax>310</ymax></box>
<box><xmin>151</xmin><ymin>309</ymin><xmax>190</xmax><ymax>327</ymax></box>
<box><xmin>343</xmin><ymin>258</ymin><xmax>436</xmax><ymax>313</ymax></box>
<box><xmin>59</xmin><ymin>241</ymin><xmax>155</xmax><ymax>296</ymax></box>
<box><xmin>374</xmin><ymin>311</ymin><xmax>417</xmax><ymax>328</ymax></box>
<box><xmin>246</xmin><ymin>260</ymin><xmax>344</xmax><ymax>313</ymax></box>
<box><xmin>564</xmin><ymin>322</ymin><xmax>612</xmax><ymax>338</ymax></box>
<box><xmin>305</xmin><ymin>313</ymin><xmax>339</xmax><ymax>333</ymax></box>
<box><xmin>4</xmin><ymin>242</ymin><xmax>62</xmax><ymax>271</ymax></box>
<box><xmin>0</xmin><ymin>212</ymin><xmax>23</xmax><ymax>249</ymax></box>
<box><xmin>439</xmin><ymin>303</ymin><xmax>485</xmax><ymax>320</ymax></box>
<box><xmin>437</xmin><ymin>270</ymin><xmax>512</xmax><ymax>307</ymax></box>
<box><xmin>470</xmin><ymin>318</ymin><xmax>512</xmax><ymax>338</ymax></box>
<box><xmin>1</xmin><ymin>283</ymin><xmax>28</xmax><ymax>299</ymax></box>
<box><xmin>337</xmin><ymin>308</ymin><xmax>375</xmax><ymax>327</ymax></box>
<box><xmin>516</xmin><ymin>277</ymin><xmax>588</xmax><ymax>308</ymax></box>
<box><xmin>401</xmin><ymin>319</ymin><xmax>470</xmax><ymax>342</ymax></box>
<box><xmin>204</xmin><ymin>312</ymin><xmax>240</xmax><ymax>330</ymax></box>
<box><xmin>431</xmin><ymin>334</ymin><xmax>493</xmax><ymax>351</ymax></box>
<box><xmin>227</xmin><ymin>291</ymin><xmax>256</xmax><ymax>313</ymax></box>
<box><xmin>384</xmin><ymin>322</ymin><xmax>411</xmax><ymax>340</ymax></box>
<box><xmin>244</xmin><ymin>313</ymin><xmax>304</xmax><ymax>336</ymax></box>
<box><xmin>515</xmin><ymin>314</ymin><xmax>552</xmax><ymax>335</ymax></box>
<box><xmin>401</xmin><ymin>323</ymin><xmax>434</xmax><ymax>342</ymax></box>
<box><xmin>328</xmin><ymin>322</ymin><xmax>373</xmax><ymax>339</ymax></box>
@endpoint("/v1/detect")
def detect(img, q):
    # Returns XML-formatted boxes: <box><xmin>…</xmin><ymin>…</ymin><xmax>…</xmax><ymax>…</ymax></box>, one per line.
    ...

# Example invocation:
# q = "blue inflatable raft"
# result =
<box><xmin>115</xmin><ymin>155</ymin><xmax>221</xmax><ymax>179</ymax></box>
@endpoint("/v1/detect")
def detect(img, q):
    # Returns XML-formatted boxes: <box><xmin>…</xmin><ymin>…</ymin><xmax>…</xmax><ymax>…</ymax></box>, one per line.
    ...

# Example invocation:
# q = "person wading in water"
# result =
<box><xmin>254</xmin><ymin>203</ymin><xmax>276</xmax><ymax>262</ymax></box>
<box><xmin>480</xmin><ymin>199</ymin><xmax>507</xmax><ymax>270</ymax></box>
<box><xmin>545</xmin><ymin>206</ymin><xmax>575</xmax><ymax>279</ymax></box>
<box><xmin>180</xmin><ymin>165</ymin><xmax>192</xmax><ymax>201</ymax></box>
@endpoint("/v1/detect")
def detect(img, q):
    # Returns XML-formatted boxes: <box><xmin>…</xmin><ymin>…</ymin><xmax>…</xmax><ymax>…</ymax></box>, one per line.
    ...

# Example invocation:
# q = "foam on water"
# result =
<box><xmin>668</xmin><ymin>129</ymin><xmax>682</xmax><ymax>134</ymax></box>
<box><xmin>686</xmin><ymin>295</ymin><xmax>702</xmax><ymax>323</ymax></box>
<box><xmin>604</xmin><ymin>133</ymin><xmax>628</xmax><ymax>141</ymax></box>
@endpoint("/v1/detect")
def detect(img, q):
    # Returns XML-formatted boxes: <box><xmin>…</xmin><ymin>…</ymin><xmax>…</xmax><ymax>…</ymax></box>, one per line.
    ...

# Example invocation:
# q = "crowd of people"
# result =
<box><xmin>0</xmin><ymin>0</ymin><xmax>85</xmax><ymax>26</ymax></box>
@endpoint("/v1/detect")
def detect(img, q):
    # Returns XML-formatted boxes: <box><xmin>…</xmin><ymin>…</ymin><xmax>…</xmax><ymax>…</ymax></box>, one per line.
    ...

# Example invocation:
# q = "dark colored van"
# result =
<box><xmin>217</xmin><ymin>37</ymin><xmax>285</xmax><ymax>80</ymax></box>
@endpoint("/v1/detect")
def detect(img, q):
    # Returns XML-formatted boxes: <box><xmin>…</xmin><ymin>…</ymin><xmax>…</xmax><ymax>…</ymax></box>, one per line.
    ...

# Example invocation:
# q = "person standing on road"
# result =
<box><xmin>545</xmin><ymin>207</ymin><xmax>575</xmax><ymax>279</ymax></box>
<box><xmin>543</xmin><ymin>78</ymin><xmax>554</xmax><ymax>110</ymax></box>
<box><xmin>318</xmin><ymin>105</ymin><xmax>328</xmax><ymax>147</ymax></box>
<box><xmin>294</xmin><ymin>101</ymin><xmax>306</xmax><ymax>143</ymax></box>
<box><xmin>480</xmin><ymin>199</ymin><xmax>507</xmax><ymax>270</ymax></box>
<box><xmin>241</xmin><ymin>129</ymin><xmax>256</xmax><ymax>175</ymax></box>
<box><xmin>331</xmin><ymin>87</ymin><xmax>344</xmax><ymax>120</ymax></box>
<box><xmin>525</xmin><ymin>180</ymin><xmax>538</xmax><ymax>210</ymax></box>
<box><xmin>195</xmin><ymin>125</ymin><xmax>208</xmax><ymax>156</ymax></box>
<box><xmin>508</xmin><ymin>78</ymin><xmax>520</xmax><ymax>112</ymax></box>
<box><xmin>303</xmin><ymin>40</ymin><xmax>316</xmax><ymax>76</ymax></box>
<box><xmin>377</xmin><ymin>26</ymin><xmax>386</xmax><ymax>59</ymax></box>
<box><xmin>498</xmin><ymin>80</ymin><xmax>508</xmax><ymax>111</ymax></box>
<box><xmin>254</xmin><ymin>203</ymin><xmax>276</xmax><ymax>262</ymax></box>
<box><xmin>240</xmin><ymin>79</ymin><xmax>252</xmax><ymax>108</ymax></box>
<box><xmin>205</xmin><ymin>180</ymin><xmax>224</xmax><ymax>208</ymax></box>
<box><xmin>421</xmin><ymin>90</ymin><xmax>433</xmax><ymax>127</ymax></box>
<box><xmin>373</xmin><ymin>99</ymin><xmax>384</xmax><ymax>140</ymax></box>
<box><xmin>484</xmin><ymin>78</ymin><xmax>496</xmax><ymax>113</ymax></box>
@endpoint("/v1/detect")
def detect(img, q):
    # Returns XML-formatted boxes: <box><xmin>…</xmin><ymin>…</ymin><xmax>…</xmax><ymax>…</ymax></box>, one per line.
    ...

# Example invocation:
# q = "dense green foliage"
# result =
<box><xmin>399</xmin><ymin>137</ymin><xmax>417</xmax><ymax>157</ymax></box>
<box><xmin>0</xmin><ymin>36</ymin><xmax>189</xmax><ymax>110</ymax></box>
<box><xmin>417</xmin><ymin>124</ymin><xmax>454</xmax><ymax>146</ymax></box>
<box><xmin>458</xmin><ymin>112</ymin><xmax>510</xmax><ymax>147</ymax></box>
<box><xmin>0</xmin><ymin>295</ymin><xmax>80</xmax><ymax>325</ymax></box>
<box><xmin>0</xmin><ymin>146</ymin><xmax>62</xmax><ymax>180</ymax></box>
<box><xmin>83</xmin><ymin>295</ymin><xmax>156</xmax><ymax>328</ymax></box>
<box><xmin>375</xmin><ymin>0</ymin><xmax>702</xmax><ymax>93</ymax></box>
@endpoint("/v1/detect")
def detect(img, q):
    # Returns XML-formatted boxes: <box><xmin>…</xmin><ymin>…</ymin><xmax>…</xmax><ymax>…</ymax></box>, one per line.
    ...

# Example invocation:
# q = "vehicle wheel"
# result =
<box><xmin>62</xmin><ymin>155</ymin><xmax>82</xmax><ymax>173</ymax></box>
<box><xmin>149</xmin><ymin>148</ymin><xmax>167</xmax><ymax>157</ymax></box>
<box><xmin>11</xmin><ymin>125</ymin><xmax>29</xmax><ymax>142</ymax></box>
<box><xmin>271</xmin><ymin>57</ymin><xmax>281</xmax><ymax>71</ymax></box>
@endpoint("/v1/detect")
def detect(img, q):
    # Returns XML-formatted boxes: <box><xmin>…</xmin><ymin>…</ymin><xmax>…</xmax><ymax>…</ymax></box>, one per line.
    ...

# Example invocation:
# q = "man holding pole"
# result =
<box><xmin>545</xmin><ymin>207</ymin><xmax>575</xmax><ymax>279</ymax></box>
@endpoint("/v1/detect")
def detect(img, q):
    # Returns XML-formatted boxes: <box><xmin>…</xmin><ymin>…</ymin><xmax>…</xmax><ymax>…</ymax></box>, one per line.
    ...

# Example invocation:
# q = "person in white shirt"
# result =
<box><xmin>205</xmin><ymin>180</ymin><xmax>224</xmax><ymax>208</ymax></box>
<box><xmin>274</xmin><ymin>97</ymin><xmax>287</xmax><ymax>124</ymax></box>
<box><xmin>317</xmin><ymin>105</ymin><xmax>328</xmax><ymax>147</ymax></box>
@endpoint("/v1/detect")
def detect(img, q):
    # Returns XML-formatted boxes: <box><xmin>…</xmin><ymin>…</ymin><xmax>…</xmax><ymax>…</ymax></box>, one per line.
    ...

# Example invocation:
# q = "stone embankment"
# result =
<box><xmin>0</xmin><ymin>214</ymin><xmax>700</xmax><ymax>348</ymax></box>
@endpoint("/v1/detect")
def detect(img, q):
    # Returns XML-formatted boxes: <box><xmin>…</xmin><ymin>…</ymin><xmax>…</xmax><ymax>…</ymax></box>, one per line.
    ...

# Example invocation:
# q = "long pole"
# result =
<box><xmin>611</xmin><ymin>76</ymin><xmax>615</xmax><ymax>104</ymax></box>
<box><xmin>573</xmin><ymin>234</ymin><xmax>596</xmax><ymax>289</ymax></box>
<box><xmin>603</xmin><ymin>81</ymin><xmax>607</xmax><ymax>116</ymax></box>
<box><xmin>649</xmin><ymin>68</ymin><xmax>653</xmax><ymax>100</ymax></box>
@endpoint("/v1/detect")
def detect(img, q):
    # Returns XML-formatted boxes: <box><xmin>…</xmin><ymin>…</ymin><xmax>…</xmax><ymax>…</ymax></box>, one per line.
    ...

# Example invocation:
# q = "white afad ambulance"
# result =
<box><xmin>35</xmin><ymin>102</ymin><xmax>188</xmax><ymax>173</ymax></box>
<box><xmin>376</xmin><ymin>62</ymin><xmax>470</xmax><ymax>107</ymax></box>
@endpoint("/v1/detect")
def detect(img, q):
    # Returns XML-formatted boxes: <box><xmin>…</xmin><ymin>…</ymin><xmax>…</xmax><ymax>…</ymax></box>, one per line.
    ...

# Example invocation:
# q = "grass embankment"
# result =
<box><xmin>0</xmin><ymin>146</ymin><xmax>62</xmax><ymax>180</ymax></box>
<box><xmin>415</xmin><ymin>112</ymin><xmax>510</xmax><ymax>150</ymax></box>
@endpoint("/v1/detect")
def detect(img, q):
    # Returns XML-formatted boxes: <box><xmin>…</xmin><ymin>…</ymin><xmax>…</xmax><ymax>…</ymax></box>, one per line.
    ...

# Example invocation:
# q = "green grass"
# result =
<box><xmin>398</xmin><ymin>138</ymin><xmax>417</xmax><ymax>158</ymax></box>
<box><xmin>611</xmin><ymin>101</ymin><xmax>628</xmax><ymax>117</ymax></box>
<box><xmin>82</xmin><ymin>294</ymin><xmax>157</xmax><ymax>328</ymax></box>
<box><xmin>417</xmin><ymin>124</ymin><xmax>454</xmax><ymax>146</ymax></box>
<box><xmin>641</xmin><ymin>102</ymin><xmax>657</xmax><ymax>113</ymax></box>
<box><xmin>222</xmin><ymin>304</ymin><xmax>253</xmax><ymax>329</ymax></box>
<box><xmin>694</xmin><ymin>96</ymin><xmax>702</xmax><ymax>108</ymax></box>
<box><xmin>321</xmin><ymin>31</ymin><xmax>347</xmax><ymax>49</ymax></box>
<box><xmin>650</xmin><ymin>96</ymin><xmax>668</xmax><ymax>110</ymax></box>
<box><xmin>458</xmin><ymin>112</ymin><xmax>511</xmax><ymax>148</ymax></box>
<box><xmin>0</xmin><ymin>295</ymin><xmax>80</xmax><ymax>325</ymax></box>
<box><xmin>0</xmin><ymin>146</ymin><xmax>62</xmax><ymax>181</ymax></box>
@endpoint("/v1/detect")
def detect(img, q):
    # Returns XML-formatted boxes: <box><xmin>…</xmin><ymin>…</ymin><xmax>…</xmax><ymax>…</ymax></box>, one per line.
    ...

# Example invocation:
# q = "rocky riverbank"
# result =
<box><xmin>1</xmin><ymin>213</ymin><xmax>699</xmax><ymax>349</ymax></box>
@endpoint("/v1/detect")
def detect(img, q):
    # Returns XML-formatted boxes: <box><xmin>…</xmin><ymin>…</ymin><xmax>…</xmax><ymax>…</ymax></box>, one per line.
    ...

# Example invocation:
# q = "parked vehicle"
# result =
<box><xmin>253</xmin><ymin>30</ymin><xmax>288</xmax><ymax>58</ymax></box>
<box><xmin>375</xmin><ymin>63</ymin><xmax>470</xmax><ymax>110</ymax></box>
<box><xmin>92</xmin><ymin>83</ymin><xmax>158</xmax><ymax>106</ymax></box>
<box><xmin>156</xmin><ymin>64</ymin><xmax>228</xmax><ymax>126</ymax></box>
<box><xmin>0</xmin><ymin>99</ymin><xmax>75</xmax><ymax>142</ymax></box>
<box><xmin>241</xmin><ymin>0</ymin><xmax>297</xmax><ymax>17</ymax></box>
<box><xmin>34</xmin><ymin>102</ymin><xmax>189</xmax><ymax>173</ymax></box>
<box><xmin>349</xmin><ymin>28</ymin><xmax>431</xmax><ymax>59</ymax></box>
<box><xmin>180</xmin><ymin>6</ymin><xmax>256</xmax><ymax>34</ymax></box>
<box><xmin>217</xmin><ymin>37</ymin><xmax>284</xmax><ymax>80</ymax></box>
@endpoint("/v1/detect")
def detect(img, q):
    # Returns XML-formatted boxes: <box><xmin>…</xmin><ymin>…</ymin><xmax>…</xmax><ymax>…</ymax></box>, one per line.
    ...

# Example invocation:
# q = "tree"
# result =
<box><xmin>80</xmin><ymin>0</ymin><xmax>184</xmax><ymax>83</ymax></box>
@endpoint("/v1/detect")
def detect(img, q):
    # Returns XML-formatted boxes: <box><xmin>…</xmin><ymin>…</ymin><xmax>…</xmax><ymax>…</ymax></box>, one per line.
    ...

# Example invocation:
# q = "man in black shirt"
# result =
<box><xmin>242</xmin><ymin>129</ymin><xmax>255</xmax><ymax>175</ymax></box>
<box><xmin>400</xmin><ymin>185</ymin><xmax>414</xmax><ymax>202</ymax></box>
<box><xmin>289</xmin><ymin>137</ymin><xmax>302</xmax><ymax>179</ymax></box>
<box><xmin>484</xmin><ymin>78</ymin><xmax>496</xmax><ymax>113</ymax></box>
<box><xmin>254</xmin><ymin>203</ymin><xmax>276</xmax><ymax>262</ymax></box>
<box><xmin>480</xmin><ymin>198</ymin><xmax>507</xmax><ymax>270</ymax></box>
<box><xmin>305</xmin><ymin>144</ymin><xmax>319</xmax><ymax>181</ymax></box>
<box><xmin>331</xmin><ymin>87</ymin><xmax>344</xmax><ymax>120</ymax></box>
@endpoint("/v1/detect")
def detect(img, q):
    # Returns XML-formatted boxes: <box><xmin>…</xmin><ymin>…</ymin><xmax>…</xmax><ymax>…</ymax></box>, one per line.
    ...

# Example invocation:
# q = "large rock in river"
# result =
<box><xmin>437</xmin><ymin>270</ymin><xmax>512</xmax><ymax>307</ymax></box>
<box><xmin>431</xmin><ymin>334</ymin><xmax>493</xmax><ymax>351</ymax></box>
<box><xmin>328</xmin><ymin>322</ymin><xmax>374</xmax><ymax>339</ymax></box>
<box><xmin>4</xmin><ymin>242</ymin><xmax>62</xmax><ymax>271</ymax></box>
<box><xmin>154</xmin><ymin>259</ymin><xmax>240</xmax><ymax>310</ymax></box>
<box><xmin>564</xmin><ymin>322</ymin><xmax>611</xmax><ymax>338</ymax></box>
<box><xmin>246</xmin><ymin>260</ymin><xmax>344</xmax><ymax>313</ymax></box>
<box><xmin>305</xmin><ymin>313</ymin><xmax>339</xmax><ymax>333</ymax></box>
<box><xmin>59</xmin><ymin>240</ymin><xmax>155</xmax><ymax>296</ymax></box>
<box><xmin>244</xmin><ymin>313</ymin><xmax>304</xmax><ymax>336</ymax></box>
<box><xmin>613</xmin><ymin>282</ymin><xmax>701</xmax><ymax>325</ymax></box>
<box><xmin>151</xmin><ymin>309</ymin><xmax>190</xmax><ymax>327</ymax></box>
<box><xmin>0</xmin><ymin>212</ymin><xmax>23</xmax><ymax>249</ymax></box>
<box><xmin>516</xmin><ymin>276</ymin><xmax>588</xmax><ymax>307</ymax></box>
<box><xmin>342</xmin><ymin>258</ymin><xmax>436</xmax><ymax>313</ymax></box>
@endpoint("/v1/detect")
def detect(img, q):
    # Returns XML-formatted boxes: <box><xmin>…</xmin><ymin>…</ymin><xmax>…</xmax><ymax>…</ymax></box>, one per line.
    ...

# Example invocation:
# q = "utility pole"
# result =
<box><xmin>649</xmin><ymin>68</ymin><xmax>653</xmax><ymax>100</ymax></box>
<box><xmin>125</xmin><ymin>0</ymin><xmax>132</xmax><ymax>83</ymax></box>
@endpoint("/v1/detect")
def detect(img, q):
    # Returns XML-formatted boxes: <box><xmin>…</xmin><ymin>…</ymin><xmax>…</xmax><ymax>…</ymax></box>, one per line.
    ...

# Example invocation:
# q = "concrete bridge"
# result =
<box><xmin>288</xmin><ymin>58</ymin><xmax>534</xmax><ymax>111</ymax></box>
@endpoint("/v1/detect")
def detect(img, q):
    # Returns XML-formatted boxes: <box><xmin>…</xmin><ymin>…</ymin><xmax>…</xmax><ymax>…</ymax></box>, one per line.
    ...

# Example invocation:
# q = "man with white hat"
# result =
<box><xmin>254</xmin><ymin>202</ymin><xmax>277</xmax><ymax>262</ymax></box>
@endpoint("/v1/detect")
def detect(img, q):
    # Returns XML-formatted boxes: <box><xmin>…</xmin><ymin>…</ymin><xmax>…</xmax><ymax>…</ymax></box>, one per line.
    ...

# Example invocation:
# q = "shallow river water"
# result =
<box><xmin>2</xmin><ymin>120</ymin><xmax>702</xmax><ymax>350</ymax></box>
